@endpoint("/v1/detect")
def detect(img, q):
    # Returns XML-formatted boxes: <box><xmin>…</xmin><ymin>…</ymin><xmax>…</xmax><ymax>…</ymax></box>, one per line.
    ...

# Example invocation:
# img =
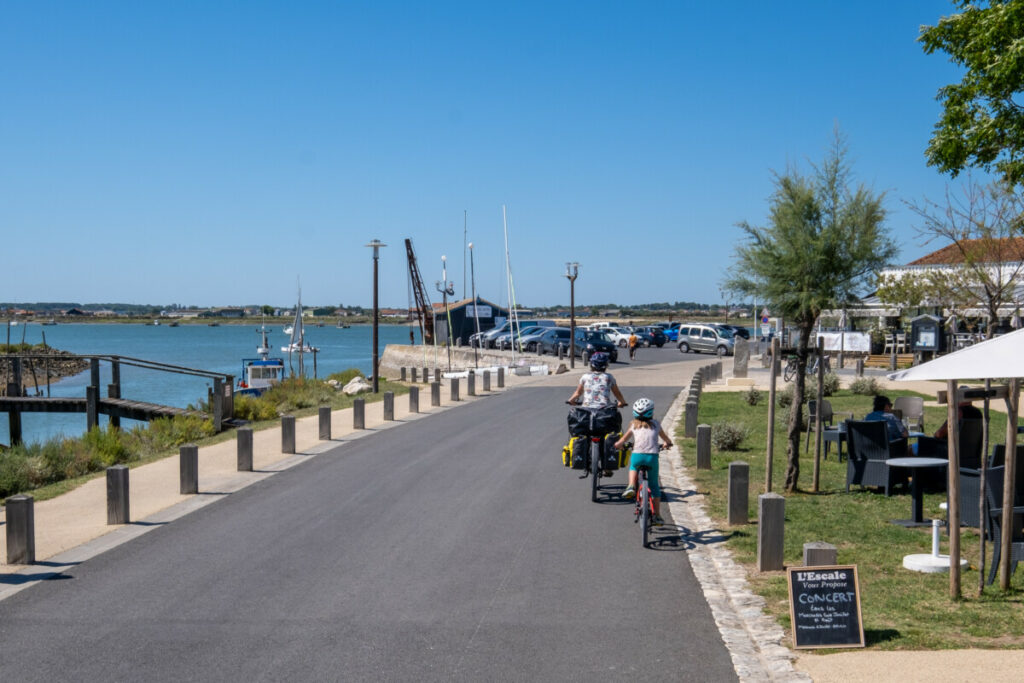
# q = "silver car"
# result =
<box><xmin>677</xmin><ymin>323</ymin><xmax>735</xmax><ymax>356</ymax></box>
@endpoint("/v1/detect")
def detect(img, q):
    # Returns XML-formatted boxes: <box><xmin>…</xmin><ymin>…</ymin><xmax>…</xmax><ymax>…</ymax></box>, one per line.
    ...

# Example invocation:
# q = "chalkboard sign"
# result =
<box><xmin>787</xmin><ymin>565</ymin><xmax>864</xmax><ymax>649</ymax></box>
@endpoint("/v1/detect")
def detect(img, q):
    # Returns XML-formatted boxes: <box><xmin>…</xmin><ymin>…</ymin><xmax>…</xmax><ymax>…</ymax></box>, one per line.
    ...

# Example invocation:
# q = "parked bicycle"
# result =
<box><xmin>783</xmin><ymin>352</ymin><xmax>831</xmax><ymax>382</ymax></box>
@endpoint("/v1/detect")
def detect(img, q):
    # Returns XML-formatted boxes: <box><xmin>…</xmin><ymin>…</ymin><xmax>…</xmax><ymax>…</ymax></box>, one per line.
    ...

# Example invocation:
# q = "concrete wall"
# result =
<box><xmin>379</xmin><ymin>344</ymin><xmax>544</xmax><ymax>378</ymax></box>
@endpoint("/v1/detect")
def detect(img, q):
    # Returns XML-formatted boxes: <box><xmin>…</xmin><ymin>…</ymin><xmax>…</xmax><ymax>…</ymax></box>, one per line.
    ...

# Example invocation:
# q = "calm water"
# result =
<box><xmin>2</xmin><ymin>322</ymin><xmax>416</xmax><ymax>445</ymax></box>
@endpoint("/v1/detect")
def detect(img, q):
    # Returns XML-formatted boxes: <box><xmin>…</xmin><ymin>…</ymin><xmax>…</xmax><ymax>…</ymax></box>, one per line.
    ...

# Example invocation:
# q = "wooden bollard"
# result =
<box><xmin>411</xmin><ymin>367</ymin><xmax>418</xmax><ymax>383</ymax></box>
<box><xmin>409</xmin><ymin>386</ymin><xmax>419</xmax><ymax>413</ymax></box>
<box><xmin>757</xmin><ymin>493</ymin><xmax>785</xmax><ymax>571</ymax></box>
<box><xmin>483</xmin><ymin>370</ymin><xmax>491</xmax><ymax>392</ymax></box>
<box><xmin>237</xmin><ymin>427</ymin><xmax>253</xmax><ymax>471</ymax></box>
<box><xmin>180</xmin><ymin>444</ymin><xmax>198</xmax><ymax>494</ymax></box>
<box><xmin>434</xmin><ymin>368</ymin><xmax>441</xmax><ymax>383</ymax></box>
<box><xmin>696</xmin><ymin>424</ymin><xmax>712</xmax><ymax>469</ymax></box>
<box><xmin>384</xmin><ymin>391</ymin><xmax>395</xmax><ymax>420</ymax></box>
<box><xmin>106</xmin><ymin>465</ymin><xmax>130</xmax><ymax>525</ymax></box>
<box><xmin>498</xmin><ymin>367</ymin><xmax>505</xmax><ymax>388</ymax></box>
<box><xmin>467</xmin><ymin>370</ymin><xmax>476</xmax><ymax>396</ymax></box>
<box><xmin>319</xmin><ymin>406</ymin><xmax>331</xmax><ymax>440</ymax></box>
<box><xmin>856</xmin><ymin>358</ymin><xmax>864</xmax><ymax>377</ymax></box>
<box><xmin>353</xmin><ymin>398</ymin><xmax>365</xmax><ymax>429</ymax></box>
<box><xmin>400</xmin><ymin>367</ymin><xmax>407</xmax><ymax>381</ymax></box>
<box><xmin>431</xmin><ymin>381</ymin><xmax>441</xmax><ymax>406</ymax></box>
<box><xmin>423</xmin><ymin>367</ymin><xmax>430</xmax><ymax>384</ymax></box>
<box><xmin>281</xmin><ymin>415</ymin><xmax>296</xmax><ymax>454</ymax></box>
<box><xmin>803</xmin><ymin>541</ymin><xmax>838</xmax><ymax>567</ymax></box>
<box><xmin>685</xmin><ymin>400</ymin><xmax>699</xmax><ymax>438</ymax></box>
<box><xmin>728</xmin><ymin>461</ymin><xmax>749</xmax><ymax>525</ymax></box>
<box><xmin>450</xmin><ymin>377</ymin><xmax>460</xmax><ymax>402</ymax></box>
<box><xmin>5</xmin><ymin>495</ymin><xmax>35</xmax><ymax>564</ymax></box>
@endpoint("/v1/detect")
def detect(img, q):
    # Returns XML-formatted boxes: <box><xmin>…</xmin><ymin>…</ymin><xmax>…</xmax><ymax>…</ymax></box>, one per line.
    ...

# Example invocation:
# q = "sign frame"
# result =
<box><xmin>786</xmin><ymin>564</ymin><xmax>865</xmax><ymax>650</ymax></box>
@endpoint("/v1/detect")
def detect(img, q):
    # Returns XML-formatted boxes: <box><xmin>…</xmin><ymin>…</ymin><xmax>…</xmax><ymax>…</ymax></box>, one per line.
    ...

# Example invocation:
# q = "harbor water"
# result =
<box><xmin>2</xmin><ymin>322</ymin><xmax>420</xmax><ymax>446</ymax></box>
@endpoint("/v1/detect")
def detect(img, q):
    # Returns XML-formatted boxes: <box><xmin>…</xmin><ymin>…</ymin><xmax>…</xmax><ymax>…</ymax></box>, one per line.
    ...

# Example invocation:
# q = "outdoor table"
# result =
<box><xmin>823</xmin><ymin>427</ymin><xmax>846</xmax><ymax>461</ymax></box>
<box><xmin>886</xmin><ymin>457</ymin><xmax>948</xmax><ymax>527</ymax></box>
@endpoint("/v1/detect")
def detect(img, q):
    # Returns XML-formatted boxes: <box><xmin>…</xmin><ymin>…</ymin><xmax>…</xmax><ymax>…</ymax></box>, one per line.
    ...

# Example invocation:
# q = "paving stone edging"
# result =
<box><xmin>660</xmin><ymin>390</ymin><xmax>812</xmax><ymax>682</ymax></box>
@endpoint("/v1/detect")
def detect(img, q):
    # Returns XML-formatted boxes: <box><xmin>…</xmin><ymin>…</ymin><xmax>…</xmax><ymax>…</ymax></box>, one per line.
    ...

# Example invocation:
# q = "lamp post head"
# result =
<box><xmin>365</xmin><ymin>239</ymin><xmax>387</xmax><ymax>258</ymax></box>
<box><xmin>565</xmin><ymin>261</ymin><xmax>579</xmax><ymax>280</ymax></box>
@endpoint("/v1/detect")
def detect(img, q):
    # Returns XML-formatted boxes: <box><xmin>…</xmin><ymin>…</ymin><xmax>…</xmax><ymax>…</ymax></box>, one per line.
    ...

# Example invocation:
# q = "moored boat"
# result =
<box><xmin>238</xmin><ymin>326</ymin><xmax>286</xmax><ymax>396</ymax></box>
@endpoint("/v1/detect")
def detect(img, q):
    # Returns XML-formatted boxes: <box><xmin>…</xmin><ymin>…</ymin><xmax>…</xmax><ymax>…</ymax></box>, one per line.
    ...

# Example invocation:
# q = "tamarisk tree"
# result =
<box><xmin>725</xmin><ymin>132</ymin><xmax>897</xmax><ymax>492</ymax></box>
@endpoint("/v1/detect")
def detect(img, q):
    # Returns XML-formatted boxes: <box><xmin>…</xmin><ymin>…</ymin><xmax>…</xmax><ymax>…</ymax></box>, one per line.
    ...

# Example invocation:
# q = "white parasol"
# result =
<box><xmin>888</xmin><ymin>327</ymin><xmax>1024</xmax><ymax>381</ymax></box>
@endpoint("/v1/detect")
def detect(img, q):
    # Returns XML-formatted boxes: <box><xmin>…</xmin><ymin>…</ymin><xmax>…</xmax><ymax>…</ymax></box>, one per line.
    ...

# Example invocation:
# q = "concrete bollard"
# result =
<box><xmin>353</xmin><ymin>398</ymin><xmax>365</xmax><ymax>429</ymax></box>
<box><xmin>498</xmin><ymin>367</ymin><xmax>505</xmax><ymax>388</ymax></box>
<box><xmin>803</xmin><ymin>541</ymin><xmax>838</xmax><ymax>567</ymax></box>
<box><xmin>409</xmin><ymin>386</ymin><xmax>419</xmax><ymax>413</ymax></box>
<box><xmin>727</xmin><ymin>461</ymin><xmax>749</xmax><ymax>525</ymax></box>
<box><xmin>281</xmin><ymin>415</ymin><xmax>296</xmax><ymax>454</ymax></box>
<box><xmin>757</xmin><ymin>493</ymin><xmax>786</xmax><ymax>571</ymax></box>
<box><xmin>106</xmin><ymin>465</ymin><xmax>130</xmax><ymax>525</ymax></box>
<box><xmin>696</xmin><ymin>424</ymin><xmax>712</xmax><ymax>469</ymax></box>
<box><xmin>400</xmin><ymin>367</ymin><xmax>407</xmax><ymax>382</ymax></box>
<box><xmin>180</xmin><ymin>444</ymin><xmax>199</xmax><ymax>494</ymax></box>
<box><xmin>431</xmin><ymin>381</ymin><xmax>441</xmax><ymax>406</ymax></box>
<box><xmin>450</xmin><ymin>377</ymin><xmax>460</xmax><ymax>402</ymax></box>
<box><xmin>483</xmin><ymin>370</ymin><xmax>491</xmax><ymax>392</ymax></box>
<box><xmin>237</xmin><ymin>427</ymin><xmax>253</xmax><ymax>471</ymax></box>
<box><xmin>5</xmin><ymin>495</ymin><xmax>35</xmax><ymax>564</ymax></box>
<box><xmin>558</xmin><ymin>345</ymin><xmax>565</xmax><ymax>360</ymax></box>
<box><xmin>384</xmin><ymin>392</ymin><xmax>395</xmax><ymax>420</ymax></box>
<box><xmin>411</xmin><ymin>367</ymin><xmax>418</xmax><ymax>383</ymax></box>
<box><xmin>467</xmin><ymin>370</ymin><xmax>476</xmax><ymax>396</ymax></box>
<box><xmin>318</xmin><ymin>406</ymin><xmax>331</xmax><ymax>440</ymax></box>
<box><xmin>685</xmin><ymin>400</ymin><xmax>699</xmax><ymax>438</ymax></box>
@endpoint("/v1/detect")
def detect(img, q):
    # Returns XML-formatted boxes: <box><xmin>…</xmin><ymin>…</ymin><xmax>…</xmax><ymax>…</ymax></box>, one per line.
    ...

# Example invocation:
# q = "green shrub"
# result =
<box><xmin>233</xmin><ymin>394</ymin><xmax>280</xmax><ymax>422</ymax></box>
<box><xmin>711</xmin><ymin>422</ymin><xmax>749</xmax><ymax>451</ymax></box>
<box><xmin>83</xmin><ymin>425</ymin><xmax>133</xmax><ymax>467</ymax></box>
<box><xmin>263</xmin><ymin>377</ymin><xmax>336</xmax><ymax>413</ymax></box>
<box><xmin>0</xmin><ymin>450</ymin><xmax>32</xmax><ymax>498</ymax></box>
<box><xmin>777</xmin><ymin>384</ymin><xmax>795</xmax><ymax>408</ymax></box>
<box><xmin>809</xmin><ymin>372</ymin><xmax>841</xmax><ymax>397</ymax></box>
<box><xmin>138</xmin><ymin>416</ymin><xmax>216</xmax><ymax>453</ymax></box>
<box><xmin>849</xmin><ymin>376</ymin><xmax>881</xmax><ymax>396</ymax></box>
<box><xmin>743</xmin><ymin>386</ymin><xmax>761</xmax><ymax>406</ymax></box>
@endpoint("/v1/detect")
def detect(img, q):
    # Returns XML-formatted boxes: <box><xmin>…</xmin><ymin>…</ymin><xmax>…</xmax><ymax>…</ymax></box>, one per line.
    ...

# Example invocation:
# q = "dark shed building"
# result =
<box><xmin>432</xmin><ymin>297</ymin><xmax>510</xmax><ymax>345</ymax></box>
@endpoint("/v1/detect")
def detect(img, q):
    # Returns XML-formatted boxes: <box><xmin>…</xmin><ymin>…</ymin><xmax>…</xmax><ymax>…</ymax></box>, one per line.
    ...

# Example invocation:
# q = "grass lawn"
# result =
<box><xmin>676</xmin><ymin>388</ymin><xmax>1024</xmax><ymax>650</ymax></box>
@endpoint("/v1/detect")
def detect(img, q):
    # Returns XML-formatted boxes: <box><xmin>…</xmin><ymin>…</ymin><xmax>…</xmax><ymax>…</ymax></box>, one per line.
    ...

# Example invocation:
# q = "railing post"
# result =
<box><xmin>212</xmin><ymin>377</ymin><xmax>224</xmax><ymax>432</ymax></box>
<box><xmin>86</xmin><ymin>385</ymin><xmax>99</xmax><ymax>431</ymax></box>
<box><xmin>106</xmin><ymin>465</ymin><xmax>130</xmax><ymax>525</ymax></box>
<box><xmin>281</xmin><ymin>415</ymin><xmax>296</xmax><ymax>454</ymax></box>
<box><xmin>409</xmin><ymin>386</ymin><xmax>419</xmax><ymax>413</ymax></box>
<box><xmin>108</xmin><ymin>358</ymin><xmax>121</xmax><ymax>429</ymax></box>
<box><xmin>5</xmin><ymin>495</ymin><xmax>35</xmax><ymax>564</ymax></box>
<box><xmin>180</xmin><ymin>444</ymin><xmax>198</xmax><ymax>494</ymax></box>
<box><xmin>353</xmin><ymin>398</ymin><xmax>365</xmax><ymax>429</ymax></box>
<box><xmin>319</xmin><ymin>406</ymin><xmax>331</xmax><ymax>440</ymax></box>
<box><xmin>383</xmin><ymin>392</ymin><xmax>395</xmax><ymax>420</ymax></box>
<box><xmin>237</xmin><ymin>427</ymin><xmax>253</xmax><ymax>471</ymax></box>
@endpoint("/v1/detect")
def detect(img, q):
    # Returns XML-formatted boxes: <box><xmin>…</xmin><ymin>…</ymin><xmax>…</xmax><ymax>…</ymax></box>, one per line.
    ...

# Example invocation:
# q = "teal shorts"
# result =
<box><xmin>629</xmin><ymin>451</ymin><xmax>660</xmax><ymax>499</ymax></box>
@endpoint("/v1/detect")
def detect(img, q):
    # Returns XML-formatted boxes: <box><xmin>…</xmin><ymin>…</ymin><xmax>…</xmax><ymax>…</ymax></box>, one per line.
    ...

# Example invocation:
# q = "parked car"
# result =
<box><xmin>537</xmin><ymin>328</ymin><xmax>618</xmax><ymax>362</ymax></box>
<box><xmin>516</xmin><ymin>326</ymin><xmax>552</xmax><ymax>352</ymax></box>
<box><xmin>496</xmin><ymin>325</ymin><xmax>543</xmax><ymax>350</ymax></box>
<box><xmin>635</xmin><ymin>326</ymin><xmax>667</xmax><ymax>348</ymax></box>
<box><xmin>677</xmin><ymin>323</ymin><xmax>735</xmax><ymax>356</ymax></box>
<box><xmin>472</xmin><ymin>319</ymin><xmax>557</xmax><ymax>348</ymax></box>
<box><xmin>605</xmin><ymin>326</ymin><xmax>633</xmax><ymax>348</ymax></box>
<box><xmin>712</xmin><ymin>323</ymin><xmax>750</xmax><ymax>340</ymax></box>
<box><xmin>574</xmin><ymin>330</ymin><xmax>619</xmax><ymax>363</ymax></box>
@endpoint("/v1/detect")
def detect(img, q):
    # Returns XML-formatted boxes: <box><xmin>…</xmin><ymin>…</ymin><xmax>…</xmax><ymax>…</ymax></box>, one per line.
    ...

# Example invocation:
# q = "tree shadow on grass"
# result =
<box><xmin>864</xmin><ymin>628</ymin><xmax>901</xmax><ymax>646</ymax></box>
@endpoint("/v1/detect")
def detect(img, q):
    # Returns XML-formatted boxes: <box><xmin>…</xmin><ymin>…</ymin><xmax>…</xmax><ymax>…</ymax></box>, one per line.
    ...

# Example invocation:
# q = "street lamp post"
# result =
<box><xmin>566</xmin><ymin>262</ymin><xmax>579</xmax><ymax>369</ymax></box>
<box><xmin>436</xmin><ymin>256</ymin><xmax>455</xmax><ymax>371</ymax></box>
<box><xmin>365</xmin><ymin>239</ymin><xmax>387</xmax><ymax>393</ymax></box>
<box><xmin>469</xmin><ymin>242</ymin><xmax>480</xmax><ymax>368</ymax></box>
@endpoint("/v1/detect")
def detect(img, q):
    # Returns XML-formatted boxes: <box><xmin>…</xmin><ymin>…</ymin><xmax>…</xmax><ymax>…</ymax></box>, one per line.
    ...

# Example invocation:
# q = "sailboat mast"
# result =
<box><xmin>502</xmin><ymin>205</ymin><xmax>520</xmax><ymax>364</ymax></box>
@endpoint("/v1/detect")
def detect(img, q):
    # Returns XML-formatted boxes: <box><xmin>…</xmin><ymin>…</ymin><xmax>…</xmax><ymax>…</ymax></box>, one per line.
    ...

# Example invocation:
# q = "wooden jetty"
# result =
<box><xmin>2</xmin><ymin>354</ymin><xmax>235</xmax><ymax>445</ymax></box>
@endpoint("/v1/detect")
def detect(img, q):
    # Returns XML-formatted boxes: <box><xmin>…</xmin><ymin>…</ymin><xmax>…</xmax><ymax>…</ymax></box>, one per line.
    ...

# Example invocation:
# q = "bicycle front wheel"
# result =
<box><xmin>783</xmin><ymin>361</ymin><xmax>797</xmax><ymax>382</ymax></box>
<box><xmin>591</xmin><ymin>440</ymin><xmax>601</xmax><ymax>502</ymax></box>
<box><xmin>640</xmin><ymin>481</ymin><xmax>650</xmax><ymax>548</ymax></box>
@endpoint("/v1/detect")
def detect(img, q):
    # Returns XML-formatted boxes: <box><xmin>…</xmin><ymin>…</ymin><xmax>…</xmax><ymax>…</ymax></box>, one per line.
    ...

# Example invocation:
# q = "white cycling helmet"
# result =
<box><xmin>632</xmin><ymin>397</ymin><xmax>654</xmax><ymax>420</ymax></box>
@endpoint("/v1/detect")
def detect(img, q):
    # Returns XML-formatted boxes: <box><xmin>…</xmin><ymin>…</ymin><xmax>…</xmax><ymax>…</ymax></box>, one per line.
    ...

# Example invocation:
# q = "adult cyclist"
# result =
<box><xmin>566</xmin><ymin>352</ymin><xmax>627</xmax><ymax>410</ymax></box>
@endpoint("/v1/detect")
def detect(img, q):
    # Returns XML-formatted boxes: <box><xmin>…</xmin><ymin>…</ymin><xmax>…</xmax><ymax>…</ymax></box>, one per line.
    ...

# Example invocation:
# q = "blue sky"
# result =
<box><xmin>1</xmin><ymin>1</ymin><xmax>970</xmax><ymax>309</ymax></box>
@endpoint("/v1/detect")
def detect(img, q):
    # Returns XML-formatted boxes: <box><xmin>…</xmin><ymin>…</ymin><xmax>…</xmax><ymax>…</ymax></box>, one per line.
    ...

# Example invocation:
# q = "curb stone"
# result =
<box><xmin>660</xmin><ymin>388</ymin><xmax>811</xmax><ymax>682</ymax></box>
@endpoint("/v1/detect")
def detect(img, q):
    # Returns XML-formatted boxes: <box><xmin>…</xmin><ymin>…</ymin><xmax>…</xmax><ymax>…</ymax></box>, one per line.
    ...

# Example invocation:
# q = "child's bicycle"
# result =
<box><xmin>632</xmin><ymin>444</ymin><xmax>667</xmax><ymax>548</ymax></box>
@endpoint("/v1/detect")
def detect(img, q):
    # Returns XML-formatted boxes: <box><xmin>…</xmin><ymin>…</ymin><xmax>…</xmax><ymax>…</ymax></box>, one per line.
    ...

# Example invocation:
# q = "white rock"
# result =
<box><xmin>342</xmin><ymin>376</ymin><xmax>373</xmax><ymax>395</ymax></box>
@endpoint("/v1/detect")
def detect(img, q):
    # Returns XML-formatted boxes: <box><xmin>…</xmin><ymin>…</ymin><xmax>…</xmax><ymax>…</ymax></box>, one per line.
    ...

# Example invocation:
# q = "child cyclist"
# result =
<box><xmin>615</xmin><ymin>397</ymin><xmax>673</xmax><ymax>526</ymax></box>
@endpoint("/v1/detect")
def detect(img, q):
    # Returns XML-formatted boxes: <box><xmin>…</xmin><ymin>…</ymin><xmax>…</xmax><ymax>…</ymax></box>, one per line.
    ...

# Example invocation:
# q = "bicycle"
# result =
<box><xmin>632</xmin><ymin>444</ymin><xmax>668</xmax><ymax>548</ymax></box>
<box><xmin>567</xmin><ymin>401</ymin><xmax>623</xmax><ymax>502</ymax></box>
<box><xmin>783</xmin><ymin>352</ymin><xmax>831</xmax><ymax>382</ymax></box>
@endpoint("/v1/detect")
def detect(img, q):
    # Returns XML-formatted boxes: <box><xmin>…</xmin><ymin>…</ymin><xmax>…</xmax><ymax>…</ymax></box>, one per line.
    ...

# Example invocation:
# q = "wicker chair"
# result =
<box><xmin>984</xmin><ymin>466</ymin><xmax>1024</xmax><ymax>585</ymax></box>
<box><xmin>845</xmin><ymin>420</ymin><xmax>909</xmax><ymax>496</ymax></box>
<box><xmin>804</xmin><ymin>399</ymin><xmax>834</xmax><ymax>454</ymax></box>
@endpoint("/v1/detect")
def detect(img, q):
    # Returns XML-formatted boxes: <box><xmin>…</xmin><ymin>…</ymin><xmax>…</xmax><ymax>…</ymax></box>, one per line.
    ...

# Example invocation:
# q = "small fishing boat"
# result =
<box><xmin>238</xmin><ymin>326</ymin><xmax>286</xmax><ymax>397</ymax></box>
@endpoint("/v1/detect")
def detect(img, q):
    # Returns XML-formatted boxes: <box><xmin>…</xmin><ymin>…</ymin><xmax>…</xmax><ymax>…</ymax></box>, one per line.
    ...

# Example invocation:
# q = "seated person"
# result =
<box><xmin>864</xmin><ymin>395</ymin><xmax>909</xmax><ymax>441</ymax></box>
<box><xmin>933</xmin><ymin>400</ymin><xmax>983</xmax><ymax>439</ymax></box>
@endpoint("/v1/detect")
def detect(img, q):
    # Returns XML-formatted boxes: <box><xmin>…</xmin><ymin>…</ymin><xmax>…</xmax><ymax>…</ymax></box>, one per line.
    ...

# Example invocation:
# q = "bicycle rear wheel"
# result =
<box><xmin>640</xmin><ymin>477</ymin><xmax>650</xmax><ymax>548</ymax></box>
<box><xmin>783</xmin><ymin>361</ymin><xmax>797</xmax><ymax>382</ymax></box>
<box><xmin>591</xmin><ymin>439</ymin><xmax>600</xmax><ymax>502</ymax></box>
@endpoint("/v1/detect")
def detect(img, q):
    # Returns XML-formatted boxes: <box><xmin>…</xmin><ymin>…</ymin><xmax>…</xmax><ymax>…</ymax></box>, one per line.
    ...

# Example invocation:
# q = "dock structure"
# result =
<box><xmin>1</xmin><ymin>354</ymin><xmax>234</xmax><ymax>445</ymax></box>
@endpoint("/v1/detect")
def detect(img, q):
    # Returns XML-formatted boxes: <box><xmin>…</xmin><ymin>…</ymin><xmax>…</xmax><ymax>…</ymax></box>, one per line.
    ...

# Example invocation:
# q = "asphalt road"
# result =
<box><xmin>0</xmin><ymin>353</ymin><xmax>737</xmax><ymax>682</ymax></box>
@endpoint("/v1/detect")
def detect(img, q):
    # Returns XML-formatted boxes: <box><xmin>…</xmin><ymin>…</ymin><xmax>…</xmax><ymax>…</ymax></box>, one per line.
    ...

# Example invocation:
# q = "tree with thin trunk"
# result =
<box><xmin>877</xmin><ymin>178</ymin><xmax>1024</xmax><ymax>340</ymax></box>
<box><xmin>725</xmin><ymin>131</ymin><xmax>897</xmax><ymax>492</ymax></box>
